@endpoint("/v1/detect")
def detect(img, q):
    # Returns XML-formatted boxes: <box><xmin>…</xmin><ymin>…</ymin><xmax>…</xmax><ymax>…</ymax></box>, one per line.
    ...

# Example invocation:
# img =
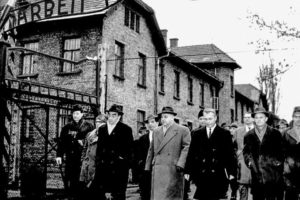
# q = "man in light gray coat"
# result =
<box><xmin>233</xmin><ymin>112</ymin><xmax>254</xmax><ymax>200</ymax></box>
<box><xmin>145</xmin><ymin>106</ymin><xmax>191</xmax><ymax>200</ymax></box>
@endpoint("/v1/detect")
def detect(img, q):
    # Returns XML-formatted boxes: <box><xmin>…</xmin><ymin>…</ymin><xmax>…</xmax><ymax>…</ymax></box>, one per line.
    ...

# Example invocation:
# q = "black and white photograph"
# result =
<box><xmin>0</xmin><ymin>0</ymin><xmax>300</xmax><ymax>199</ymax></box>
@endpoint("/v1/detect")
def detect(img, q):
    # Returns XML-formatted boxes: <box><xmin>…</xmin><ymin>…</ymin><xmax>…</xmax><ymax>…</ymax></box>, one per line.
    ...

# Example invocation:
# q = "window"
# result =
<box><xmin>174</xmin><ymin>118</ymin><xmax>179</xmax><ymax>124</ymax></box>
<box><xmin>114</xmin><ymin>41</ymin><xmax>125</xmax><ymax>79</ymax></box>
<box><xmin>22</xmin><ymin>42</ymin><xmax>38</xmax><ymax>75</ymax></box>
<box><xmin>159</xmin><ymin>63</ymin><xmax>165</xmax><ymax>93</ymax></box>
<box><xmin>174</xmin><ymin>71</ymin><xmax>180</xmax><ymax>99</ymax></box>
<box><xmin>124</xmin><ymin>6</ymin><xmax>140</xmax><ymax>33</ymax></box>
<box><xmin>230</xmin><ymin>76</ymin><xmax>234</xmax><ymax>97</ymax></box>
<box><xmin>62</xmin><ymin>38</ymin><xmax>81</xmax><ymax>72</ymax></box>
<box><xmin>22</xmin><ymin>109</ymin><xmax>35</xmax><ymax>139</ymax></box>
<box><xmin>138</xmin><ymin>53</ymin><xmax>146</xmax><ymax>87</ymax></box>
<box><xmin>200</xmin><ymin>83</ymin><xmax>204</xmax><ymax>107</ymax></box>
<box><xmin>58</xmin><ymin>109</ymin><xmax>71</xmax><ymax>137</ymax></box>
<box><xmin>137</xmin><ymin>110</ymin><xmax>145</xmax><ymax>133</ymax></box>
<box><xmin>188</xmin><ymin>76</ymin><xmax>193</xmax><ymax>103</ymax></box>
<box><xmin>231</xmin><ymin>109</ymin><xmax>234</xmax><ymax>123</ymax></box>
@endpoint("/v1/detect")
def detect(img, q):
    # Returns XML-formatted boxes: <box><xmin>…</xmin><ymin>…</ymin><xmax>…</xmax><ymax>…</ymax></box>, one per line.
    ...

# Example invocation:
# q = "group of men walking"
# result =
<box><xmin>55</xmin><ymin>104</ymin><xmax>300</xmax><ymax>200</ymax></box>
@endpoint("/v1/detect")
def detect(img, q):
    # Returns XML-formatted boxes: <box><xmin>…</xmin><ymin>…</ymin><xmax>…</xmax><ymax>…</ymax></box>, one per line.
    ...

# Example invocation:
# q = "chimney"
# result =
<box><xmin>161</xmin><ymin>29</ymin><xmax>168</xmax><ymax>46</ymax></box>
<box><xmin>170</xmin><ymin>38</ymin><xmax>178</xmax><ymax>48</ymax></box>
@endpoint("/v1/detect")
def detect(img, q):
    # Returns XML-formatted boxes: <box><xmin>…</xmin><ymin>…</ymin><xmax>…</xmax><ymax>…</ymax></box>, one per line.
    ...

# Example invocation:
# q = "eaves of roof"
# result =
<box><xmin>172</xmin><ymin>44</ymin><xmax>241</xmax><ymax>70</ymax></box>
<box><xmin>235</xmin><ymin>89</ymin><xmax>256</xmax><ymax>105</ymax></box>
<box><xmin>167</xmin><ymin>51</ymin><xmax>223</xmax><ymax>87</ymax></box>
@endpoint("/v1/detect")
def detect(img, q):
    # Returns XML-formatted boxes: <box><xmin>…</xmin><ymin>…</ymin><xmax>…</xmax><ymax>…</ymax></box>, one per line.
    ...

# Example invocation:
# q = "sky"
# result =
<box><xmin>143</xmin><ymin>0</ymin><xmax>300</xmax><ymax>121</ymax></box>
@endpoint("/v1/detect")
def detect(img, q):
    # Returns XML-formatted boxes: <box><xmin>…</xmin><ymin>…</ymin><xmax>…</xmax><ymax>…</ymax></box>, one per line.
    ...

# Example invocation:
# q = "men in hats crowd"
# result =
<box><xmin>186</xmin><ymin>108</ymin><xmax>237</xmax><ymax>200</ymax></box>
<box><xmin>56</xmin><ymin>104</ymin><xmax>94</xmax><ymax>200</ymax></box>
<box><xmin>54</xmin><ymin>102</ymin><xmax>300</xmax><ymax>200</ymax></box>
<box><xmin>145</xmin><ymin>106</ymin><xmax>191</xmax><ymax>200</ymax></box>
<box><xmin>93</xmin><ymin>104</ymin><xmax>134</xmax><ymax>200</ymax></box>
<box><xmin>243</xmin><ymin>107</ymin><xmax>285</xmax><ymax>200</ymax></box>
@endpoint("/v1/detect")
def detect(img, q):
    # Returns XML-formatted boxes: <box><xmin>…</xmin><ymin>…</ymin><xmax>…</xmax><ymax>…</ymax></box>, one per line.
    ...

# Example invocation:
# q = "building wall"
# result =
<box><xmin>102</xmin><ymin>3</ymin><xmax>158</xmax><ymax>138</ymax></box>
<box><xmin>216</xmin><ymin>67</ymin><xmax>235</xmax><ymax>125</ymax></box>
<box><xmin>158</xmin><ymin>59</ymin><xmax>218</xmax><ymax>130</ymax></box>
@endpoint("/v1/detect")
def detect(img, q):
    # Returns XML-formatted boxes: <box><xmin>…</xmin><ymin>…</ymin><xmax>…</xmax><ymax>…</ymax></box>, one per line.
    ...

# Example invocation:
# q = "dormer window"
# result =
<box><xmin>124</xmin><ymin>7</ymin><xmax>140</xmax><ymax>33</ymax></box>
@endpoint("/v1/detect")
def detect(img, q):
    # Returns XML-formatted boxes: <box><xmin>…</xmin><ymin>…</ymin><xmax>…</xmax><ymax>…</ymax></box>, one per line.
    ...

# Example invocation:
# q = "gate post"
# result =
<box><xmin>0</xmin><ymin>40</ymin><xmax>10</xmax><ymax>200</ymax></box>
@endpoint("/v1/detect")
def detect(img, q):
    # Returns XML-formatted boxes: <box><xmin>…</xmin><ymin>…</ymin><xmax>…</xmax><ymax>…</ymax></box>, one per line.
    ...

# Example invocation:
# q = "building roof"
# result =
<box><xmin>166</xmin><ymin>51</ymin><xmax>223</xmax><ymax>87</ymax></box>
<box><xmin>171</xmin><ymin>44</ymin><xmax>241</xmax><ymax>69</ymax></box>
<box><xmin>235</xmin><ymin>84</ymin><xmax>262</xmax><ymax>104</ymax></box>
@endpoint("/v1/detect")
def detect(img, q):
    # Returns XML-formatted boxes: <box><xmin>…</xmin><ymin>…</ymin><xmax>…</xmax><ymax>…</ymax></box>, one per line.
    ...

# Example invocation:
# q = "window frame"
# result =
<box><xmin>137</xmin><ymin>53</ymin><xmax>146</xmax><ymax>87</ymax></box>
<box><xmin>61</xmin><ymin>37</ymin><xmax>81</xmax><ymax>73</ymax></box>
<box><xmin>114</xmin><ymin>41</ymin><xmax>125</xmax><ymax>79</ymax></box>
<box><xmin>174</xmin><ymin>70</ymin><xmax>180</xmax><ymax>99</ymax></box>
<box><xmin>200</xmin><ymin>83</ymin><xmax>204</xmax><ymax>107</ymax></box>
<box><xmin>158</xmin><ymin>63</ymin><xmax>165</xmax><ymax>94</ymax></box>
<box><xmin>22</xmin><ymin>41</ymin><xmax>39</xmax><ymax>75</ymax></box>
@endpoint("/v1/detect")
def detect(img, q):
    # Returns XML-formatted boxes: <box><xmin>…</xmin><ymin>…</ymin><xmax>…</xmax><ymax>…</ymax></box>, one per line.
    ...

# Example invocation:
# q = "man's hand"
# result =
<box><xmin>56</xmin><ymin>157</ymin><xmax>62</xmax><ymax>165</ymax></box>
<box><xmin>184</xmin><ymin>174</ymin><xmax>190</xmax><ymax>180</ymax></box>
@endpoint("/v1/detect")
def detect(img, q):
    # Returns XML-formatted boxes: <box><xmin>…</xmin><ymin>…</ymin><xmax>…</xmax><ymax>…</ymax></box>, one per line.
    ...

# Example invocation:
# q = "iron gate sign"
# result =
<box><xmin>9</xmin><ymin>0</ymin><xmax>120</xmax><ymax>29</ymax></box>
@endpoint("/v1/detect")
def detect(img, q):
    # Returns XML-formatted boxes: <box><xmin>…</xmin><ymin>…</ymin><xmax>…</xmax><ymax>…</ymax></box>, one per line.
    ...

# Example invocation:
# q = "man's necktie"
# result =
<box><xmin>209</xmin><ymin>128</ymin><xmax>212</xmax><ymax>138</ymax></box>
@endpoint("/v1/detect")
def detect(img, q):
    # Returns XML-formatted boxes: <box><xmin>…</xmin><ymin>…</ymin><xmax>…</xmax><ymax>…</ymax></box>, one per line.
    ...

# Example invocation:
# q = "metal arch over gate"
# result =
<box><xmin>0</xmin><ymin>41</ymin><xmax>99</xmax><ymax>199</ymax></box>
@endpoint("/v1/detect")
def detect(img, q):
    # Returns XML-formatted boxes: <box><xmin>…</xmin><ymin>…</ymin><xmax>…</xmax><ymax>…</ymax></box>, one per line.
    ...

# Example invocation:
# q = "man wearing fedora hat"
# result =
<box><xmin>93</xmin><ymin>104</ymin><xmax>133</xmax><ymax>200</ymax></box>
<box><xmin>145</xmin><ymin>106</ymin><xmax>191</xmax><ymax>200</ymax></box>
<box><xmin>56</xmin><ymin>104</ymin><xmax>94</xmax><ymax>200</ymax></box>
<box><xmin>243</xmin><ymin>107</ymin><xmax>285</xmax><ymax>200</ymax></box>
<box><xmin>282</xmin><ymin>106</ymin><xmax>300</xmax><ymax>200</ymax></box>
<box><xmin>135</xmin><ymin>114</ymin><xmax>159</xmax><ymax>200</ymax></box>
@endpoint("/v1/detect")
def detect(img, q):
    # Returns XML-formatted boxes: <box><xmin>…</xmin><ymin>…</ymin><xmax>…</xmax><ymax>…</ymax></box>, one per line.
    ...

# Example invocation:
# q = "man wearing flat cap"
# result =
<box><xmin>145</xmin><ymin>106</ymin><xmax>191</xmax><ymax>200</ymax></box>
<box><xmin>185</xmin><ymin>108</ymin><xmax>237</xmax><ymax>200</ymax></box>
<box><xmin>243</xmin><ymin>107</ymin><xmax>285</xmax><ymax>200</ymax></box>
<box><xmin>136</xmin><ymin>114</ymin><xmax>159</xmax><ymax>200</ymax></box>
<box><xmin>56</xmin><ymin>104</ymin><xmax>94</xmax><ymax>200</ymax></box>
<box><xmin>282</xmin><ymin>106</ymin><xmax>300</xmax><ymax>200</ymax></box>
<box><xmin>93</xmin><ymin>104</ymin><xmax>133</xmax><ymax>200</ymax></box>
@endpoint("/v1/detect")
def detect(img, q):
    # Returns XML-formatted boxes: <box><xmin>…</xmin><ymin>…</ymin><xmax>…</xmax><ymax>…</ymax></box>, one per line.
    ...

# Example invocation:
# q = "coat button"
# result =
<box><xmin>211</xmin><ymin>169</ymin><xmax>215</xmax><ymax>173</ymax></box>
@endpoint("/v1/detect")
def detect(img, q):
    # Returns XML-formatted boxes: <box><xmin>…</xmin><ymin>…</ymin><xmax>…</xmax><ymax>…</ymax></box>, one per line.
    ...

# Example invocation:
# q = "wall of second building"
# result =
<box><xmin>216</xmin><ymin>67</ymin><xmax>235</xmax><ymax>125</ymax></box>
<box><xmin>102</xmin><ymin>3</ymin><xmax>158</xmax><ymax>138</ymax></box>
<box><xmin>158</xmin><ymin>59</ymin><xmax>217</xmax><ymax>130</ymax></box>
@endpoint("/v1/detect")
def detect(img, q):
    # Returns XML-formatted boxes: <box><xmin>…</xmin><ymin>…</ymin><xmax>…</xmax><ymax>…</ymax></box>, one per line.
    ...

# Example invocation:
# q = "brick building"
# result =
<box><xmin>235</xmin><ymin>83</ymin><xmax>268</xmax><ymax>123</ymax></box>
<box><xmin>171</xmin><ymin>43</ymin><xmax>241</xmax><ymax>124</ymax></box>
<box><xmin>1</xmin><ymin>0</ymin><xmax>261</xmax><ymax>192</ymax></box>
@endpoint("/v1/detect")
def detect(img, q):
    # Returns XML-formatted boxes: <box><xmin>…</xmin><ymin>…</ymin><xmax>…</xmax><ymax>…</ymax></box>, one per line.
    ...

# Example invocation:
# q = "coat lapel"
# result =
<box><xmin>156</xmin><ymin>123</ymin><xmax>178</xmax><ymax>154</ymax></box>
<box><xmin>287</xmin><ymin>128</ymin><xmax>299</xmax><ymax>143</ymax></box>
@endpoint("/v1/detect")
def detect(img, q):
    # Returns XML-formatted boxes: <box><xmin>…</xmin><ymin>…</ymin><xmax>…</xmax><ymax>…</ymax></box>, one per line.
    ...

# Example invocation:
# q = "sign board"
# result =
<box><xmin>7</xmin><ymin>0</ymin><xmax>120</xmax><ymax>30</ymax></box>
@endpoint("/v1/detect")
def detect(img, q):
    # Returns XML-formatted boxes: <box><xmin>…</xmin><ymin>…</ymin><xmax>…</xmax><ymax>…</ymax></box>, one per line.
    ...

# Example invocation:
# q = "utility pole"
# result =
<box><xmin>0</xmin><ymin>40</ymin><xmax>10</xmax><ymax>200</ymax></box>
<box><xmin>97</xmin><ymin>43</ymin><xmax>107</xmax><ymax>114</ymax></box>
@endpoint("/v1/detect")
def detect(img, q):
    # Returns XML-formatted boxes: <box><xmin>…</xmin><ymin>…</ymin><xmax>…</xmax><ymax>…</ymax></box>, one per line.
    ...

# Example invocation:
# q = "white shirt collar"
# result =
<box><xmin>149</xmin><ymin>131</ymin><xmax>153</xmax><ymax>143</ymax></box>
<box><xmin>107</xmin><ymin>121</ymin><xmax>118</xmax><ymax>135</ymax></box>
<box><xmin>206</xmin><ymin>124</ymin><xmax>217</xmax><ymax>137</ymax></box>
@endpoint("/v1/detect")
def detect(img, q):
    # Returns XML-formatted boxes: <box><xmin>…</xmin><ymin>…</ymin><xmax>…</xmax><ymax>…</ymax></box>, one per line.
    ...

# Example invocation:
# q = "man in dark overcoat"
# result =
<box><xmin>56</xmin><ymin>104</ymin><xmax>94</xmax><ymax>199</ymax></box>
<box><xmin>283</xmin><ymin>106</ymin><xmax>300</xmax><ymax>200</ymax></box>
<box><xmin>243</xmin><ymin>107</ymin><xmax>285</xmax><ymax>200</ymax></box>
<box><xmin>186</xmin><ymin>108</ymin><xmax>237</xmax><ymax>200</ymax></box>
<box><xmin>93</xmin><ymin>104</ymin><xmax>134</xmax><ymax>200</ymax></box>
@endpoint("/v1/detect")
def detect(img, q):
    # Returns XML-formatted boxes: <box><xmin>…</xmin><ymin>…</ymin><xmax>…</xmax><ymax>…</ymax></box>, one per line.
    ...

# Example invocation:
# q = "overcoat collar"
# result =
<box><xmin>287</xmin><ymin>128</ymin><xmax>300</xmax><ymax>143</ymax></box>
<box><xmin>155</xmin><ymin>123</ymin><xmax>178</xmax><ymax>154</ymax></box>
